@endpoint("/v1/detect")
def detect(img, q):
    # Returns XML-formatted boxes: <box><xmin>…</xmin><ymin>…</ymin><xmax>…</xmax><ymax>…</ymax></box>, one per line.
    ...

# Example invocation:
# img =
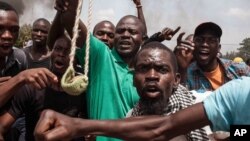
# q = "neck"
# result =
<box><xmin>122</xmin><ymin>56</ymin><xmax>134</xmax><ymax>68</ymax></box>
<box><xmin>199</xmin><ymin>59</ymin><xmax>219</xmax><ymax>72</ymax></box>
<box><xmin>32</xmin><ymin>43</ymin><xmax>49</xmax><ymax>53</ymax></box>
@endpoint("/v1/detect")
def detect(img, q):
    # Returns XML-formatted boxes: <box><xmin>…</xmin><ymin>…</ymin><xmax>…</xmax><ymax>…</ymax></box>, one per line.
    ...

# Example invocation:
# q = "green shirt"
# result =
<box><xmin>76</xmin><ymin>35</ymin><xmax>139</xmax><ymax>141</ymax></box>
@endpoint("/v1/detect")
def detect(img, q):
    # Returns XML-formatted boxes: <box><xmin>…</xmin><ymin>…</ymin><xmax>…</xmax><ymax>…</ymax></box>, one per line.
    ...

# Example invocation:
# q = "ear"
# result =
<box><xmin>218</xmin><ymin>44</ymin><xmax>221</xmax><ymax>52</ymax></box>
<box><xmin>173</xmin><ymin>73</ymin><xmax>181</xmax><ymax>88</ymax></box>
<box><xmin>133</xmin><ymin>72</ymin><xmax>136</xmax><ymax>87</ymax></box>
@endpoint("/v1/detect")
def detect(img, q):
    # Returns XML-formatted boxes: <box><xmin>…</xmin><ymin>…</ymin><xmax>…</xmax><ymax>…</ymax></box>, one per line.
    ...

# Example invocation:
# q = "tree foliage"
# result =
<box><xmin>15</xmin><ymin>24</ymin><xmax>32</xmax><ymax>48</ymax></box>
<box><xmin>223</xmin><ymin>37</ymin><xmax>250</xmax><ymax>61</ymax></box>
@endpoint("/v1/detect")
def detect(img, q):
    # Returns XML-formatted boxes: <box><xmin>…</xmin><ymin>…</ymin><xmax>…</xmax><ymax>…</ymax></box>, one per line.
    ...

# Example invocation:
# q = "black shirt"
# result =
<box><xmin>7</xmin><ymin>85</ymin><xmax>87</xmax><ymax>141</ymax></box>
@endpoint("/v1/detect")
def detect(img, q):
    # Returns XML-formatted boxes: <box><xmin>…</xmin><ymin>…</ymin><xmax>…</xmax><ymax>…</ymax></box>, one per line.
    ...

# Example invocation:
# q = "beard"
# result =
<box><xmin>138</xmin><ymin>97</ymin><xmax>168</xmax><ymax>115</ymax></box>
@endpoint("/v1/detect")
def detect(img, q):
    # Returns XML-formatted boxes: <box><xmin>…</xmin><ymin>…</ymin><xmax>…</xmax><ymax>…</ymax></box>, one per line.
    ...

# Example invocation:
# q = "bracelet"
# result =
<box><xmin>136</xmin><ymin>5</ymin><xmax>142</xmax><ymax>8</ymax></box>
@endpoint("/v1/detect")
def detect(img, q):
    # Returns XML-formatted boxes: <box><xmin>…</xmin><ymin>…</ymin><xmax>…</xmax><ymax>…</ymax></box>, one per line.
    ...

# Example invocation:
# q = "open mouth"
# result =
<box><xmin>143</xmin><ymin>86</ymin><xmax>161</xmax><ymax>98</ymax></box>
<box><xmin>53</xmin><ymin>60</ymin><xmax>65</xmax><ymax>69</ymax></box>
<box><xmin>119</xmin><ymin>41</ymin><xmax>131</xmax><ymax>49</ymax></box>
<box><xmin>0</xmin><ymin>43</ymin><xmax>12</xmax><ymax>53</ymax></box>
<box><xmin>198</xmin><ymin>50</ymin><xmax>210</xmax><ymax>60</ymax></box>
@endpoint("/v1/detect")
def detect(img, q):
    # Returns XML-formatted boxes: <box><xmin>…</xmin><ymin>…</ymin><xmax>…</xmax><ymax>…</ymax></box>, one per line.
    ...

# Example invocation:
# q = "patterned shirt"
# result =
<box><xmin>187</xmin><ymin>58</ymin><xmax>250</xmax><ymax>93</ymax></box>
<box><xmin>130</xmin><ymin>85</ymin><xmax>209</xmax><ymax>141</ymax></box>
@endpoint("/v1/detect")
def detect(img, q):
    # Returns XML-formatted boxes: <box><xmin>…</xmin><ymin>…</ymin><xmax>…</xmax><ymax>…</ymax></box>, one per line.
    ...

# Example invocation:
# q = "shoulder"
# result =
<box><xmin>22</xmin><ymin>46</ymin><xmax>32</xmax><ymax>54</ymax></box>
<box><xmin>12</xmin><ymin>47</ymin><xmax>27</xmax><ymax>61</ymax></box>
<box><xmin>219</xmin><ymin>58</ymin><xmax>248</xmax><ymax>68</ymax></box>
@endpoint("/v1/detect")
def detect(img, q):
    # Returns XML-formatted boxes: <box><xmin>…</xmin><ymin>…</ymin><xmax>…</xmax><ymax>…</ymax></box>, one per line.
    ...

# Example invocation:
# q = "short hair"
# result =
<box><xmin>134</xmin><ymin>41</ymin><xmax>178</xmax><ymax>73</ymax></box>
<box><xmin>33</xmin><ymin>18</ymin><xmax>51</xmax><ymax>27</ymax></box>
<box><xmin>93</xmin><ymin>20</ymin><xmax>115</xmax><ymax>33</ymax></box>
<box><xmin>117</xmin><ymin>15</ymin><xmax>146</xmax><ymax>36</ymax></box>
<box><xmin>0</xmin><ymin>1</ymin><xmax>18</xmax><ymax>15</ymax></box>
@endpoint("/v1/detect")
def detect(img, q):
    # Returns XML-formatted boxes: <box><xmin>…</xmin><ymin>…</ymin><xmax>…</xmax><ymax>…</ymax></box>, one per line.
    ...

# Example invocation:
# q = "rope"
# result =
<box><xmin>61</xmin><ymin>0</ymin><xmax>93</xmax><ymax>96</ymax></box>
<box><xmin>69</xmin><ymin>0</ymin><xmax>83</xmax><ymax>67</ymax></box>
<box><xmin>84</xmin><ymin>0</ymin><xmax>93</xmax><ymax>77</ymax></box>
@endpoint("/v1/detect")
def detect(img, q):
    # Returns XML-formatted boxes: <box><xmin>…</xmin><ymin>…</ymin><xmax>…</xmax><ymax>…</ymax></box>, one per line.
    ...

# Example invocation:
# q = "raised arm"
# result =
<box><xmin>132</xmin><ymin>0</ymin><xmax>148</xmax><ymax>39</ymax></box>
<box><xmin>174</xmin><ymin>33</ymin><xmax>194</xmax><ymax>84</ymax></box>
<box><xmin>47</xmin><ymin>12</ymin><xmax>64</xmax><ymax>50</ymax></box>
<box><xmin>143</xmin><ymin>26</ymin><xmax>180</xmax><ymax>45</ymax></box>
<box><xmin>54</xmin><ymin>0</ymin><xmax>87</xmax><ymax>48</ymax></box>
<box><xmin>35</xmin><ymin>103</ymin><xmax>210</xmax><ymax>141</ymax></box>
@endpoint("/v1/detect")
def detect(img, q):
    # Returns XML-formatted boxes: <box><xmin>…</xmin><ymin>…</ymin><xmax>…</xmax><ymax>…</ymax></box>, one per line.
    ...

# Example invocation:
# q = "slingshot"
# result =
<box><xmin>61</xmin><ymin>0</ymin><xmax>93</xmax><ymax>96</ymax></box>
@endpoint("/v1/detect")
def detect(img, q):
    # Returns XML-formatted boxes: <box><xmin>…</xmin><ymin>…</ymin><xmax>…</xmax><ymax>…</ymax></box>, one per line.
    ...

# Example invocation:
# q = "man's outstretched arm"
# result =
<box><xmin>35</xmin><ymin>103</ymin><xmax>210</xmax><ymax>141</ymax></box>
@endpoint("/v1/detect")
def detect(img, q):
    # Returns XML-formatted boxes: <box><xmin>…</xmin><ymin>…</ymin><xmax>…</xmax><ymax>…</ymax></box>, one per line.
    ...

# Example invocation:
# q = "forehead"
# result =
<box><xmin>33</xmin><ymin>21</ymin><xmax>49</xmax><ymax>28</ymax></box>
<box><xmin>33</xmin><ymin>21</ymin><xmax>49</xmax><ymax>30</ymax></box>
<box><xmin>54</xmin><ymin>38</ymin><xmax>70</xmax><ymax>48</ymax></box>
<box><xmin>136</xmin><ymin>48</ymin><xmax>172</xmax><ymax>65</ymax></box>
<box><xmin>116</xmin><ymin>17</ymin><xmax>141</xmax><ymax>29</ymax></box>
<box><xmin>0</xmin><ymin>10</ymin><xmax>19</xmax><ymax>26</ymax></box>
<box><xmin>96</xmin><ymin>22</ymin><xmax>114</xmax><ymax>30</ymax></box>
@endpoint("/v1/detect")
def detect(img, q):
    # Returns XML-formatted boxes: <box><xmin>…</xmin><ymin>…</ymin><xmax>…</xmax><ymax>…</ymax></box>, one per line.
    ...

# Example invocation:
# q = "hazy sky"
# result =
<box><xmin>5</xmin><ymin>0</ymin><xmax>250</xmax><ymax>54</ymax></box>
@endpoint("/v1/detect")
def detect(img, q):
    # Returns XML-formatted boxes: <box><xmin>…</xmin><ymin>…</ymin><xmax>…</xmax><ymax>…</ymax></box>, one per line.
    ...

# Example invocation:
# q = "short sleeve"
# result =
<box><xmin>7</xmin><ymin>85</ymin><xmax>31</xmax><ymax>119</ymax></box>
<box><xmin>203</xmin><ymin>77</ymin><xmax>249</xmax><ymax>131</ymax></box>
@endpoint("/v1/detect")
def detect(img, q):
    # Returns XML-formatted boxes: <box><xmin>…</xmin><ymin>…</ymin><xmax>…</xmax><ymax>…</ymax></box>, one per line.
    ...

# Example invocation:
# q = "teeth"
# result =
<box><xmin>121</xmin><ymin>41</ymin><xmax>130</xmax><ymax>45</ymax></box>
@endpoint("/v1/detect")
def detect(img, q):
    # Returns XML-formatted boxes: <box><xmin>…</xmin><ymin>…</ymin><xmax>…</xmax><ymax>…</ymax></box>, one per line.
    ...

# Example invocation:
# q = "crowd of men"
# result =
<box><xmin>1</xmin><ymin>0</ymin><xmax>250</xmax><ymax>141</ymax></box>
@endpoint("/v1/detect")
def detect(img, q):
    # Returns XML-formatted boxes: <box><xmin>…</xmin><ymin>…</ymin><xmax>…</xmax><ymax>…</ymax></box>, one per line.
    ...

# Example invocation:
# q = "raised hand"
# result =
<box><xmin>54</xmin><ymin>0</ymin><xmax>78</xmax><ymax>12</ymax></box>
<box><xmin>132</xmin><ymin>0</ymin><xmax>141</xmax><ymax>6</ymax></box>
<box><xmin>174</xmin><ymin>32</ymin><xmax>194</xmax><ymax>70</ymax></box>
<box><xmin>159</xmin><ymin>26</ymin><xmax>181</xmax><ymax>41</ymax></box>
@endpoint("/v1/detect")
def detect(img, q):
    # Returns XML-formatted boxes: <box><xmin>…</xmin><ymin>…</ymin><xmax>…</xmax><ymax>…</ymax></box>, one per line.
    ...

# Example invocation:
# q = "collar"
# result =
<box><xmin>191</xmin><ymin>57</ymin><xmax>225</xmax><ymax>72</ymax></box>
<box><xmin>111</xmin><ymin>48</ymin><xmax>125</xmax><ymax>63</ymax></box>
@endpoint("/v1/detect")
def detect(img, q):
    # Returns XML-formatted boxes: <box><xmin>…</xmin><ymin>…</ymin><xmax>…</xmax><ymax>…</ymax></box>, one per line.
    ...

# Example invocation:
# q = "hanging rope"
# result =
<box><xmin>61</xmin><ymin>0</ymin><xmax>92</xmax><ymax>96</ymax></box>
<box><xmin>84</xmin><ymin>0</ymin><xmax>93</xmax><ymax>77</ymax></box>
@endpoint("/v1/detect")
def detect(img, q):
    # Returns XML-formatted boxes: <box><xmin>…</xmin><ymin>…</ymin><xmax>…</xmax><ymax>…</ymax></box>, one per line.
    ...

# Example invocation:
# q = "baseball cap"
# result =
<box><xmin>194</xmin><ymin>22</ymin><xmax>222</xmax><ymax>38</ymax></box>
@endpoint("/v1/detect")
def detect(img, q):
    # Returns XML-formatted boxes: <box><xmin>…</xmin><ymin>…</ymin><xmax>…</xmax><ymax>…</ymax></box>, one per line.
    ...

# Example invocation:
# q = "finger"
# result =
<box><xmin>54</xmin><ymin>0</ymin><xmax>64</xmax><ymax>12</ymax></box>
<box><xmin>177</xmin><ymin>44</ymin><xmax>194</xmax><ymax>50</ymax></box>
<box><xmin>165</xmin><ymin>28</ymin><xmax>173</xmax><ymax>35</ymax></box>
<box><xmin>25</xmin><ymin>76</ymin><xmax>42</xmax><ymax>89</ymax></box>
<box><xmin>0</xmin><ymin>76</ymin><xmax>11</xmax><ymax>83</ymax></box>
<box><xmin>44</xmin><ymin>126</ymin><xmax>72</xmax><ymax>141</ymax></box>
<box><xmin>35</xmin><ymin>75</ymin><xmax>47</xmax><ymax>89</ymax></box>
<box><xmin>173</xmin><ymin>26</ymin><xmax>181</xmax><ymax>35</ymax></box>
<box><xmin>55</xmin><ymin>0</ymin><xmax>68</xmax><ymax>12</ymax></box>
<box><xmin>177</xmin><ymin>32</ymin><xmax>185</xmax><ymax>43</ymax></box>
<box><xmin>34</xmin><ymin>110</ymin><xmax>56</xmax><ymax>141</ymax></box>
<box><xmin>161</xmin><ymin>27</ymin><xmax>168</xmax><ymax>33</ymax></box>
<box><xmin>43</xmin><ymin>69</ymin><xmax>58</xmax><ymax>83</ymax></box>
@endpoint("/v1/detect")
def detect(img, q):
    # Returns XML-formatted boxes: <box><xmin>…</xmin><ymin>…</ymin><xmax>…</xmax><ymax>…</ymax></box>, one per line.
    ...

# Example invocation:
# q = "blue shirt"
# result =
<box><xmin>203</xmin><ymin>76</ymin><xmax>250</xmax><ymax>131</ymax></box>
<box><xmin>187</xmin><ymin>58</ymin><xmax>250</xmax><ymax>92</ymax></box>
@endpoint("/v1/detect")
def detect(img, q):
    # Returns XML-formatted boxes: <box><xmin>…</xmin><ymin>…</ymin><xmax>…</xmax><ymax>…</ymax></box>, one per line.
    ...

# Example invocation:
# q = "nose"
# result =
<box><xmin>201</xmin><ymin>42</ymin><xmax>210</xmax><ymax>48</ymax></box>
<box><xmin>102</xmin><ymin>34</ymin><xmax>108</xmax><ymax>41</ymax></box>
<box><xmin>1</xmin><ymin>30</ymin><xmax>13</xmax><ymax>40</ymax></box>
<box><xmin>145</xmin><ymin>69</ymin><xmax>159</xmax><ymax>82</ymax></box>
<box><xmin>37</xmin><ymin>31</ymin><xmax>42</xmax><ymax>36</ymax></box>
<box><xmin>121</xmin><ymin>30</ymin><xmax>130</xmax><ymax>38</ymax></box>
